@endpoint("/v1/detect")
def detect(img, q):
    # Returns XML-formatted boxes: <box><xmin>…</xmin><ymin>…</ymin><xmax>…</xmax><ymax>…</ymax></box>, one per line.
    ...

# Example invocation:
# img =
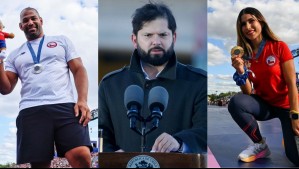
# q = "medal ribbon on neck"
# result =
<box><xmin>27</xmin><ymin>36</ymin><xmax>45</xmax><ymax>64</ymax></box>
<box><xmin>252</xmin><ymin>38</ymin><xmax>266</xmax><ymax>60</ymax></box>
<box><xmin>248</xmin><ymin>38</ymin><xmax>266</xmax><ymax>78</ymax></box>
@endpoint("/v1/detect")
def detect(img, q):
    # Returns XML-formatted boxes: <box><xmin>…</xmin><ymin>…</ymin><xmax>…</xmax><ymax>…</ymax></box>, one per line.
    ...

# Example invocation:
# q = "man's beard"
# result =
<box><xmin>137</xmin><ymin>43</ymin><xmax>174</xmax><ymax>66</ymax></box>
<box><xmin>24</xmin><ymin>24</ymin><xmax>42</xmax><ymax>40</ymax></box>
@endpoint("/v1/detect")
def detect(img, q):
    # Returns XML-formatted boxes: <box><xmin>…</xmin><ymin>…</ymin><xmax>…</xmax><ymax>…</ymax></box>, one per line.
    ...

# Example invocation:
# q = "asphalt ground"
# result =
<box><xmin>208</xmin><ymin>105</ymin><xmax>295</xmax><ymax>168</ymax></box>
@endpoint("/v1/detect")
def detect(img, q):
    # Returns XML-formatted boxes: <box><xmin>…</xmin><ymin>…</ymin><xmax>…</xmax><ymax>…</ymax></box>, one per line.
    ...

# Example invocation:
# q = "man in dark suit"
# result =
<box><xmin>99</xmin><ymin>2</ymin><xmax>207</xmax><ymax>153</ymax></box>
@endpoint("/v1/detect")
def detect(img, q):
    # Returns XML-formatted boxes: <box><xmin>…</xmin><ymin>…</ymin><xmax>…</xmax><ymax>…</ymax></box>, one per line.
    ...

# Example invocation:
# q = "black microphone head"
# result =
<box><xmin>124</xmin><ymin>85</ymin><xmax>144</xmax><ymax>110</ymax></box>
<box><xmin>148</xmin><ymin>86</ymin><xmax>169</xmax><ymax>112</ymax></box>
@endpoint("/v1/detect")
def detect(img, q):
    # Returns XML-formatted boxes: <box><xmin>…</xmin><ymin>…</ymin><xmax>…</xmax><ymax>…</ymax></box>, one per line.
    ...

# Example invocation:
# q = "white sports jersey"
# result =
<box><xmin>5</xmin><ymin>35</ymin><xmax>78</xmax><ymax>110</ymax></box>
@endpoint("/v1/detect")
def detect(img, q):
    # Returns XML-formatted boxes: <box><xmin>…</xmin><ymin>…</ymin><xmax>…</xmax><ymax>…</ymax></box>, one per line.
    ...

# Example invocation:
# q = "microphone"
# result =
<box><xmin>148</xmin><ymin>86</ymin><xmax>169</xmax><ymax>128</ymax></box>
<box><xmin>231</xmin><ymin>46</ymin><xmax>244</xmax><ymax>58</ymax></box>
<box><xmin>124</xmin><ymin>85</ymin><xmax>144</xmax><ymax>129</ymax></box>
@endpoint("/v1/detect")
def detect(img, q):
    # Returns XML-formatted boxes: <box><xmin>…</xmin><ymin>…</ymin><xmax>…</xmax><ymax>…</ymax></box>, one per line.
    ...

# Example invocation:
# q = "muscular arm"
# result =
<box><xmin>282</xmin><ymin>59</ymin><xmax>299</xmax><ymax>136</ymax></box>
<box><xmin>0</xmin><ymin>60</ymin><xmax>18</xmax><ymax>94</ymax></box>
<box><xmin>68</xmin><ymin>58</ymin><xmax>90</xmax><ymax>126</ymax></box>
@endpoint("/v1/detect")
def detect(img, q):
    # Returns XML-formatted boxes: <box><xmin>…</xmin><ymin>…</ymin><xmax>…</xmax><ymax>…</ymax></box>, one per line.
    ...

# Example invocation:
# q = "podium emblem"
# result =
<box><xmin>127</xmin><ymin>155</ymin><xmax>160</xmax><ymax>168</ymax></box>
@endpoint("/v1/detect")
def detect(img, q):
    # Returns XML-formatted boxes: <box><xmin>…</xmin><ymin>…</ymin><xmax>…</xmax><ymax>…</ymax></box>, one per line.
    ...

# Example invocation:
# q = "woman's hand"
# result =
<box><xmin>231</xmin><ymin>54</ymin><xmax>245</xmax><ymax>74</ymax></box>
<box><xmin>291</xmin><ymin>119</ymin><xmax>299</xmax><ymax>136</ymax></box>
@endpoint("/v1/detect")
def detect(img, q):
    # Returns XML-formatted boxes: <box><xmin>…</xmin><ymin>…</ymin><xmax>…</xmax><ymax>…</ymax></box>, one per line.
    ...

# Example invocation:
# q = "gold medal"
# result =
<box><xmin>231</xmin><ymin>46</ymin><xmax>244</xmax><ymax>58</ymax></box>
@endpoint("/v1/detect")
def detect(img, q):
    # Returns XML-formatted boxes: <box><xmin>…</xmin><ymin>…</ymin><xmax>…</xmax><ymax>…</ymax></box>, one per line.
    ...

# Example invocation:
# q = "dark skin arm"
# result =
<box><xmin>68</xmin><ymin>57</ymin><xmax>91</xmax><ymax>126</ymax></box>
<box><xmin>0</xmin><ymin>59</ymin><xmax>18</xmax><ymax>95</ymax></box>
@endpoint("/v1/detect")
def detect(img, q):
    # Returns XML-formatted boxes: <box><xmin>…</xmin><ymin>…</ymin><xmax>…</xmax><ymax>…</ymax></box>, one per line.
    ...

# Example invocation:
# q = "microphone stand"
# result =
<box><xmin>141</xmin><ymin>122</ymin><xmax>146</xmax><ymax>152</ymax></box>
<box><xmin>99</xmin><ymin>129</ymin><xmax>103</xmax><ymax>153</ymax></box>
<box><xmin>128</xmin><ymin>110</ymin><xmax>162</xmax><ymax>152</ymax></box>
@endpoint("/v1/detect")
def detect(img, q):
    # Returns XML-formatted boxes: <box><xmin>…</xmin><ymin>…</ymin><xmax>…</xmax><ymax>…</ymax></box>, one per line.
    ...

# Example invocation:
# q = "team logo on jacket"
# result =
<box><xmin>266</xmin><ymin>55</ymin><xmax>276</xmax><ymax>66</ymax></box>
<box><xmin>47</xmin><ymin>42</ymin><xmax>57</xmax><ymax>48</ymax></box>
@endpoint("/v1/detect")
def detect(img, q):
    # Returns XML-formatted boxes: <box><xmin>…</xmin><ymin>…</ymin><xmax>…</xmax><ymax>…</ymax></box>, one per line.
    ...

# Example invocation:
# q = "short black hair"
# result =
<box><xmin>20</xmin><ymin>7</ymin><xmax>40</xmax><ymax>18</ymax></box>
<box><xmin>131</xmin><ymin>2</ymin><xmax>176</xmax><ymax>35</ymax></box>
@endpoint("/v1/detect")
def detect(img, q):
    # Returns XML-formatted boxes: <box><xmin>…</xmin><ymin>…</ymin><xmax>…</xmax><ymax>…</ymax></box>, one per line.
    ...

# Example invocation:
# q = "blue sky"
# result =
<box><xmin>208</xmin><ymin>0</ymin><xmax>299</xmax><ymax>94</ymax></box>
<box><xmin>0</xmin><ymin>0</ymin><xmax>98</xmax><ymax>164</ymax></box>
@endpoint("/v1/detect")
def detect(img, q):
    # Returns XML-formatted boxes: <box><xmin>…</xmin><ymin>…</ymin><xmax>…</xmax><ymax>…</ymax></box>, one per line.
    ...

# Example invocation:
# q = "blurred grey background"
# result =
<box><xmin>98</xmin><ymin>0</ymin><xmax>207</xmax><ymax>80</ymax></box>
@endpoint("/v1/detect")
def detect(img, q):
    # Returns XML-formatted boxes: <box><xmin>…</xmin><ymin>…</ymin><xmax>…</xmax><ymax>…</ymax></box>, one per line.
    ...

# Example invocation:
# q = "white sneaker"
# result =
<box><xmin>238</xmin><ymin>138</ymin><xmax>271</xmax><ymax>162</ymax></box>
<box><xmin>0</xmin><ymin>50</ymin><xmax>7</xmax><ymax>59</ymax></box>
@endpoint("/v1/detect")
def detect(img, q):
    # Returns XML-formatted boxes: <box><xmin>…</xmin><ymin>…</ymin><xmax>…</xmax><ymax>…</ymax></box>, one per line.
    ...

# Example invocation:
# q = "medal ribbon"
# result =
<box><xmin>27</xmin><ymin>36</ymin><xmax>45</xmax><ymax>64</ymax></box>
<box><xmin>244</xmin><ymin>38</ymin><xmax>266</xmax><ymax>79</ymax></box>
<box><xmin>252</xmin><ymin>38</ymin><xmax>266</xmax><ymax>60</ymax></box>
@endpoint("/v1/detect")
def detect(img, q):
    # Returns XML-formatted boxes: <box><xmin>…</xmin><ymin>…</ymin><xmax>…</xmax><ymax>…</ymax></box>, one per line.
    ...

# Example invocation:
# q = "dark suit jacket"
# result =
<box><xmin>99</xmin><ymin>49</ymin><xmax>207</xmax><ymax>153</ymax></box>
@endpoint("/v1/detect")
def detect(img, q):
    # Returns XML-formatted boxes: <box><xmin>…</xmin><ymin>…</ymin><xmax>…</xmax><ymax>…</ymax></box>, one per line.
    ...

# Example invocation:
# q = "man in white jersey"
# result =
<box><xmin>0</xmin><ymin>7</ymin><xmax>92</xmax><ymax>168</ymax></box>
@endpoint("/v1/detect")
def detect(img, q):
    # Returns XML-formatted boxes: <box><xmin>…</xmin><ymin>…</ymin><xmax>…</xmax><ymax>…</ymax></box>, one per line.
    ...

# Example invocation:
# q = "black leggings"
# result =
<box><xmin>228</xmin><ymin>94</ymin><xmax>299</xmax><ymax>166</ymax></box>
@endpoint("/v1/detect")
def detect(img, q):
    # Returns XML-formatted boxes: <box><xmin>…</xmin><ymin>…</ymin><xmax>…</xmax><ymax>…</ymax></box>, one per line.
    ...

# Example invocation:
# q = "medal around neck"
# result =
<box><xmin>27</xmin><ymin>36</ymin><xmax>45</xmax><ymax>74</ymax></box>
<box><xmin>32</xmin><ymin>64</ymin><xmax>43</xmax><ymax>74</ymax></box>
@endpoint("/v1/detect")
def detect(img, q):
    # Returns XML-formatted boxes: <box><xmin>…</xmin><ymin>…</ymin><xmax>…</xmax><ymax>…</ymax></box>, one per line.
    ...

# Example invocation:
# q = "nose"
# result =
<box><xmin>27</xmin><ymin>19</ymin><xmax>34</xmax><ymax>26</ymax></box>
<box><xmin>152</xmin><ymin>34</ymin><xmax>162</xmax><ymax>46</ymax></box>
<box><xmin>245</xmin><ymin>22</ymin><xmax>251</xmax><ymax>30</ymax></box>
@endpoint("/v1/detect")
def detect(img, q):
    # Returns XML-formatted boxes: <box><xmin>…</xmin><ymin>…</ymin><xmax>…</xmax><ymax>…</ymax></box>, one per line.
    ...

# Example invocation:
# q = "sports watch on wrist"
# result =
<box><xmin>290</xmin><ymin>113</ymin><xmax>299</xmax><ymax>120</ymax></box>
<box><xmin>290</xmin><ymin>110</ymin><xmax>299</xmax><ymax>120</ymax></box>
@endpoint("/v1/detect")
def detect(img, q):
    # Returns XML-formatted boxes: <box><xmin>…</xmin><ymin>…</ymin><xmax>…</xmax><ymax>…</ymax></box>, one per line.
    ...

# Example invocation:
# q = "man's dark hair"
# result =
<box><xmin>20</xmin><ymin>7</ymin><xmax>40</xmax><ymax>18</ymax></box>
<box><xmin>131</xmin><ymin>2</ymin><xmax>177</xmax><ymax>35</ymax></box>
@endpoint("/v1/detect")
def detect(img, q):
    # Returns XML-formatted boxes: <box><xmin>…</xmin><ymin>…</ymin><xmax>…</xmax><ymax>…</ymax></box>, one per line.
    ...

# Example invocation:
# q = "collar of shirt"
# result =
<box><xmin>28</xmin><ymin>36</ymin><xmax>44</xmax><ymax>44</ymax></box>
<box><xmin>140</xmin><ymin>60</ymin><xmax>163</xmax><ymax>80</ymax></box>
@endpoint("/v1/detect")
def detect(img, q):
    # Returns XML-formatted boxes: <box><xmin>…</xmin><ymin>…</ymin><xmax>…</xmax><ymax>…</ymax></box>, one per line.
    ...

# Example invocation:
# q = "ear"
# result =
<box><xmin>173</xmin><ymin>32</ymin><xmax>177</xmax><ymax>44</ymax></box>
<box><xmin>131</xmin><ymin>34</ymin><xmax>137</xmax><ymax>49</ymax></box>
<box><xmin>40</xmin><ymin>17</ymin><xmax>43</xmax><ymax>25</ymax></box>
<box><xmin>19</xmin><ymin>23</ymin><xmax>24</xmax><ymax>31</ymax></box>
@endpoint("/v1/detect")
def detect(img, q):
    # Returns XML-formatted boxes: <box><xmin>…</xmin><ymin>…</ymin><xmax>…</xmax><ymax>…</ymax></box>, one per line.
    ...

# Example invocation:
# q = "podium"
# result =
<box><xmin>99</xmin><ymin>152</ymin><xmax>206</xmax><ymax>168</ymax></box>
